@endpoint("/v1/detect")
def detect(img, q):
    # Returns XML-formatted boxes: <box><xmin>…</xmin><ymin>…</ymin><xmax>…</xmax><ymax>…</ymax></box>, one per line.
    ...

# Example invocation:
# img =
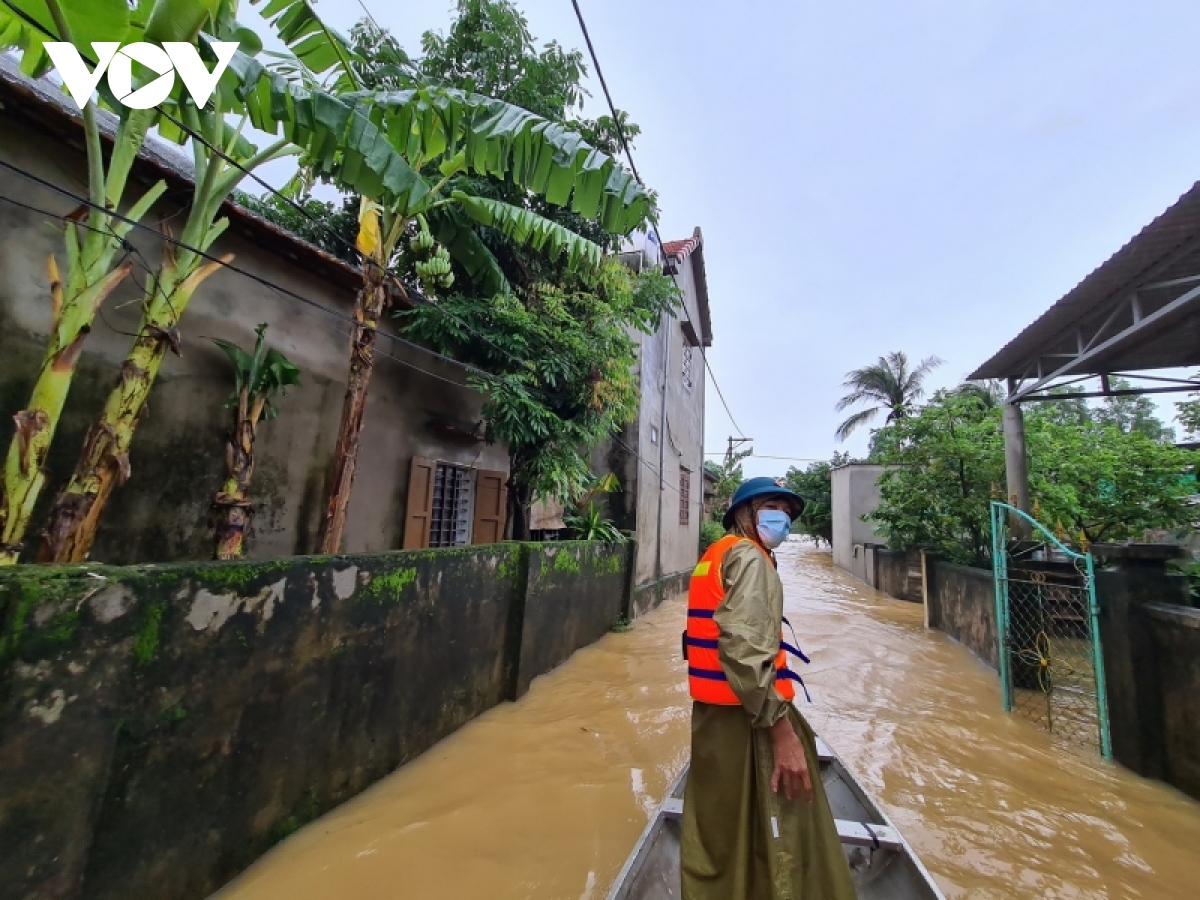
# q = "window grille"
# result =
<box><xmin>680</xmin><ymin>467</ymin><xmax>691</xmax><ymax>525</ymax></box>
<box><xmin>681</xmin><ymin>340</ymin><xmax>694</xmax><ymax>391</ymax></box>
<box><xmin>430</xmin><ymin>464</ymin><xmax>475</xmax><ymax>547</ymax></box>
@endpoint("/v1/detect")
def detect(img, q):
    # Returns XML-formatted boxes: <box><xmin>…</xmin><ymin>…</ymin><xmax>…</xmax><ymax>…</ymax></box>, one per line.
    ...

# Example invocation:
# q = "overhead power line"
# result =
<box><xmin>568</xmin><ymin>0</ymin><xmax>748</xmax><ymax>440</ymax></box>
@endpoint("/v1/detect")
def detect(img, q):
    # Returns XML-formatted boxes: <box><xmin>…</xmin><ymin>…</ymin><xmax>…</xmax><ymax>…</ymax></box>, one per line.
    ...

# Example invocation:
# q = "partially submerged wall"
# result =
<box><xmin>875</xmin><ymin>549</ymin><xmax>923</xmax><ymax>604</ymax></box>
<box><xmin>925</xmin><ymin>561</ymin><xmax>998</xmax><ymax>667</ymax></box>
<box><xmin>1143</xmin><ymin>604</ymin><xmax>1200</xmax><ymax>800</ymax></box>
<box><xmin>1096</xmin><ymin>566</ymin><xmax>1196</xmax><ymax>800</ymax></box>
<box><xmin>0</xmin><ymin>541</ymin><xmax>630</xmax><ymax>900</ymax></box>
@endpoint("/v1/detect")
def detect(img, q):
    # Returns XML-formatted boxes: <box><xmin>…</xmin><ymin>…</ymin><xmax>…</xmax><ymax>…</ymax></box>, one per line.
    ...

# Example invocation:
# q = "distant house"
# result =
<box><xmin>0</xmin><ymin>58</ymin><xmax>510</xmax><ymax>563</ymax></box>
<box><xmin>703</xmin><ymin>467</ymin><xmax>719</xmax><ymax>520</ymax></box>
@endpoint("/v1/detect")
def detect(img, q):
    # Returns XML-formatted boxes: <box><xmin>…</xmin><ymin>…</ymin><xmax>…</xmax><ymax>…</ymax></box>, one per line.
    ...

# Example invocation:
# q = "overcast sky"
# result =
<box><xmin>255</xmin><ymin>0</ymin><xmax>1200</xmax><ymax>476</ymax></box>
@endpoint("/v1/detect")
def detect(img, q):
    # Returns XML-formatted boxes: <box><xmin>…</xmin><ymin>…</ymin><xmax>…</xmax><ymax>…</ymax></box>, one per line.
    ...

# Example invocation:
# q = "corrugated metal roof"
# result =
<box><xmin>971</xmin><ymin>180</ymin><xmax>1200</xmax><ymax>380</ymax></box>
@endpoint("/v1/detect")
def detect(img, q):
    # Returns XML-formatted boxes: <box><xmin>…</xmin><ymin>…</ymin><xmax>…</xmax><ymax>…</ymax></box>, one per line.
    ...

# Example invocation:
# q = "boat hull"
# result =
<box><xmin>607</xmin><ymin>736</ymin><xmax>944</xmax><ymax>900</ymax></box>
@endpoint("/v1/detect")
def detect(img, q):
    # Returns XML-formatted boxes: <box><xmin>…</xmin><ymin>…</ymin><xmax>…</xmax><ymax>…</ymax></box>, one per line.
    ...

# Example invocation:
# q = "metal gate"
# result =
<box><xmin>989</xmin><ymin>502</ymin><xmax>1112</xmax><ymax>758</ymax></box>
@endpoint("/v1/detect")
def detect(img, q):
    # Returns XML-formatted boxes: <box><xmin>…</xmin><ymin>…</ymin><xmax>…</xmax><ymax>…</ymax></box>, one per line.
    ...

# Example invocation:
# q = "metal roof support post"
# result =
<box><xmin>1003</xmin><ymin>384</ymin><xmax>1032</xmax><ymax>540</ymax></box>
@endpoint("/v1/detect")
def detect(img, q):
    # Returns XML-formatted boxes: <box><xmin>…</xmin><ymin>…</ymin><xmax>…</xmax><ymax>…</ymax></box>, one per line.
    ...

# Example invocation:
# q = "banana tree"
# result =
<box><xmin>249</xmin><ymin>3</ymin><xmax>652</xmax><ymax>552</ymax></box>
<box><xmin>297</xmin><ymin>87</ymin><xmax>651</xmax><ymax>552</ymax></box>
<box><xmin>38</xmin><ymin>58</ymin><xmax>295</xmax><ymax>562</ymax></box>
<box><xmin>210</xmin><ymin>323</ymin><xmax>300</xmax><ymax>559</ymax></box>
<box><xmin>0</xmin><ymin>0</ymin><xmax>232</xmax><ymax>563</ymax></box>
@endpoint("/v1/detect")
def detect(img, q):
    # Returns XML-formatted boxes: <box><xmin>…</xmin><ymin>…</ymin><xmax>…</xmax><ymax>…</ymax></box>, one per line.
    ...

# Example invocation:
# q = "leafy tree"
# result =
<box><xmin>834</xmin><ymin>351</ymin><xmax>943</xmax><ymax>442</ymax></box>
<box><xmin>234</xmin><ymin>191</ymin><xmax>360</xmax><ymax>264</ymax></box>
<box><xmin>1094</xmin><ymin>378</ymin><xmax>1174</xmax><ymax>442</ymax></box>
<box><xmin>399</xmin><ymin>261</ymin><xmax>679</xmax><ymax>537</ymax></box>
<box><xmin>1025</xmin><ymin>405</ymin><xmax>1193</xmax><ymax>544</ymax></box>
<box><xmin>784</xmin><ymin>452</ymin><xmax>854</xmax><ymax>546</ymax></box>
<box><xmin>704</xmin><ymin>449</ymin><xmax>752</xmax><ymax>522</ymax></box>
<box><xmin>1177</xmin><ymin>378</ymin><xmax>1200</xmax><ymax>440</ymax></box>
<box><xmin>954</xmin><ymin>380</ymin><xmax>1005</xmax><ymax>409</ymax></box>
<box><xmin>40</xmin><ymin>49</ymin><xmax>296</xmax><ymax>562</ymax></box>
<box><xmin>871</xmin><ymin>391</ymin><xmax>1005</xmax><ymax>565</ymax></box>
<box><xmin>1034</xmin><ymin>386</ymin><xmax>1093</xmax><ymax>429</ymax></box>
<box><xmin>870</xmin><ymin>388</ymin><xmax>1198</xmax><ymax>565</ymax></box>
<box><xmin>210</xmin><ymin>325</ymin><xmax>301</xmax><ymax>559</ymax></box>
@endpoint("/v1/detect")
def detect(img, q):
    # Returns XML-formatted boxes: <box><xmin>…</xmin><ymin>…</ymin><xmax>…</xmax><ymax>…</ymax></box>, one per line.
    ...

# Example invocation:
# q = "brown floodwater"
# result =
<box><xmin>216</xmin><ymin>544</ymin><xmax>1200</xmax><ymax>899</ymax></box>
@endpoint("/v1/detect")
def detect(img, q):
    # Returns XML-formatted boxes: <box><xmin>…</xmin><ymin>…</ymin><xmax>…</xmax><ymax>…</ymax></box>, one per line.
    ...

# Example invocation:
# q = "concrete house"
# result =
<box><xmin>610</xmin><ymin>229</ymin><xmax>712</xmax><ymax>614</ymax></box>
<box><xmin>0</xmin><ymin>59</ymin><xmax>509</xmax><ymax>563</ymax></box>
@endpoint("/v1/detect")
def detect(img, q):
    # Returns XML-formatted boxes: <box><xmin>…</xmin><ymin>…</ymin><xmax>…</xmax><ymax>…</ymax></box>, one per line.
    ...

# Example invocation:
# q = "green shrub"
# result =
<box><xmin>699</xmin><ymin>520</ymin><xmax>725</xmax><ymax>554</ymax></box>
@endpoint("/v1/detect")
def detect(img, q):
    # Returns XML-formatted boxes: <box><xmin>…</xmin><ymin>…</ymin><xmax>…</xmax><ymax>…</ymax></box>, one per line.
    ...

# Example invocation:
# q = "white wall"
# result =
<box><xmin>831</xmin><ymin>464</ymin><xmax>891</xmax><ymax>583</ymax></box>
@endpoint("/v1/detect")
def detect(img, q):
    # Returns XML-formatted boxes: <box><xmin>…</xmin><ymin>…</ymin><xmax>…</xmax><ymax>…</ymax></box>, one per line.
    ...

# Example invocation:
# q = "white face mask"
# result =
<box><xmin>756</xmin><ymin>509</ymin><xmax>792</xmax><ymax>549</ymax></box>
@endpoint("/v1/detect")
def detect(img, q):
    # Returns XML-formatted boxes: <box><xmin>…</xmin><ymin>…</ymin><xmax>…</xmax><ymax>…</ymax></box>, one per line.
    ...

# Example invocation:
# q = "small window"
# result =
<box><xmin>679</xmin><ymin>467</ymin><xmax>691</xmax><ymax>525</ymax></box>
<box><xmin>681</xmin><ymin>340</ymin><xmax>694</xmax><ymax>392</ymax></box>
<box><xmin>430</xmin><ymin>463</ymin><xmax>475</xmax><ymax>547</ymax></box>
<box><xmin>650</xmin><ymin>426</ymin><xmax>659</xmax><ymax>445</ymax></box>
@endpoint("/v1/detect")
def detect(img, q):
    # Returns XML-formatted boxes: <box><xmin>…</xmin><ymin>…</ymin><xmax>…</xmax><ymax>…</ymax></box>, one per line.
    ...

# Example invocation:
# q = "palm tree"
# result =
<box><xmin>834</xmin><ymin>352</ymin><xmax>943</xmax><ymax>441</ymax></box>
<box><xmin>954</xmin><ymin>379</ymin><xmax>1006</xmax><ymax>409</ymax></box>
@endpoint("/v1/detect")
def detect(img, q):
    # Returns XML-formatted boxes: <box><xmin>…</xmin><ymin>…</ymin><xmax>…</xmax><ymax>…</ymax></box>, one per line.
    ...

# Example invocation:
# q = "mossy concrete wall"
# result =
<box><xmin>629</xmin><ymin>569</ymin><xmax>690</xmax><ymax>619</ymax></box>
<box><xmin>0</xmin><ymin>541</ymin><xmax>630</xmax><ymax>900</ymax></box>
<box><xmin>514</xmin><ymin>541</ymin><xmax>636</xmax><ymax>697</ymax></box>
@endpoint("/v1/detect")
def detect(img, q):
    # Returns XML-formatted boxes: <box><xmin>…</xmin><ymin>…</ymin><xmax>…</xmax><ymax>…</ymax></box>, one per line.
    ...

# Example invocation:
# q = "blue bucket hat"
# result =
<box><xmin>722</xmin><ymin>477</ymin><xmax>806</xmax><ymax>529</ymax></box>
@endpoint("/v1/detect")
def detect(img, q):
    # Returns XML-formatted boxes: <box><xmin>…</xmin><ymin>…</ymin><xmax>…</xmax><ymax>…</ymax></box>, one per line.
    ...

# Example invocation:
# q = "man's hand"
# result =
<box><xmin>769</xmin><ymin>717</ymin><xmax>813</xmax><ymax>803</ymax></box>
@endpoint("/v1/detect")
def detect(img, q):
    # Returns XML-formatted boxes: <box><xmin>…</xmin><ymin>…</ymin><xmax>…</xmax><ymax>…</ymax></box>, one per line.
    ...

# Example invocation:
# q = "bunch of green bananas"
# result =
<box><xmin>409</xmin><ymin>229</ymin><xmax>435</xmax><ymax>255</ymax></box>
<box><xmin>415</xmin><ymin>246</ymin><xmax>454</xmax><ymax>292</ymax></box>
<box><xmin>408</xmin><ymin>216</ymin><xmax>454</xmax><ymax>293</ymax></box>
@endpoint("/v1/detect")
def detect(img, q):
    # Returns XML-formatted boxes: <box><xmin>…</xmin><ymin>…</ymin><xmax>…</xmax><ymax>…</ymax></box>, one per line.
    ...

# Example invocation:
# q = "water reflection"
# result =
<box><xmin>216</xmin><ymin>544</ymin><xmax>1200</xmax><ymax>899</ymax></box>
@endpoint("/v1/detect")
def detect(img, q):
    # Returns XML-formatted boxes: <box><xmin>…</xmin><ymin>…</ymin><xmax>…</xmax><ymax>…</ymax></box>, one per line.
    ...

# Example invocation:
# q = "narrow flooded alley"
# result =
<box><xmin>217</xmin><ymin>545</ymin><xmax>1200</xmax><ymax>899</ymax></box>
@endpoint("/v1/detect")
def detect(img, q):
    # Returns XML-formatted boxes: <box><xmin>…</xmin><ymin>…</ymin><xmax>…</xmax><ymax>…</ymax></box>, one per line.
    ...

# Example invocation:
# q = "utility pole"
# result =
<box><xmin>1003</xmin><ymin>379</ymin><xmax>1032</xmax><ymax>540</ymax></box>
<box><xmin>725</xmin><ymin>436</ymin><xmax>753</xmax><ymax>465</ymax></box>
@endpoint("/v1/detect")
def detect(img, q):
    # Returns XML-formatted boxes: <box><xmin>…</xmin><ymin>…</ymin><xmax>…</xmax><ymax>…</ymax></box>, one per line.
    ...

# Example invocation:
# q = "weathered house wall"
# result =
<box><xmin>0</xmin><ymin>64</ymin><xmax>507</xmax><ymax>564</ymax></box>
<box><xmin>598</xmin><ymin>234</ymin><xmax>710</xmax><ymax>617</ymax></box>
<box><xmin>0</xmin><ymin>541</ymin><xmax>631</xmax><ymax>900</ymax></box>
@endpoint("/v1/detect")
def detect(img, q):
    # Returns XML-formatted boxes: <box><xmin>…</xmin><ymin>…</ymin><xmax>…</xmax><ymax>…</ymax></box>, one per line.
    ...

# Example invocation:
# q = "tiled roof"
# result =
<box><xmin>661</xmin><ymin>227</ymin><xmax>712</xmax><ymax>347</ymax></box>
<box><xmin>663</xmin><ymin>235</ymin><xmax>701</xmax><ymax>261</ymax></box>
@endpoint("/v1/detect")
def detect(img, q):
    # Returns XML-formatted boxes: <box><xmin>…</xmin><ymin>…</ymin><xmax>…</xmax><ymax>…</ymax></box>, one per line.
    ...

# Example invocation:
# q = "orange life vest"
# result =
<box><xmin>684</xmin><ymin>534</ymin><xmax>810</xmax><ymax>705</ymax></box>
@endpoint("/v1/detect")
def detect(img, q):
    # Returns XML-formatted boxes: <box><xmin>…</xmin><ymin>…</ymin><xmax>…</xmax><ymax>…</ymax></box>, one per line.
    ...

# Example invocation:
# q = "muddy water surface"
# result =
<box><xmin>217</xmin><ymin>544</ymin><xmax>1200</xmax><ymax>899</ymax></box>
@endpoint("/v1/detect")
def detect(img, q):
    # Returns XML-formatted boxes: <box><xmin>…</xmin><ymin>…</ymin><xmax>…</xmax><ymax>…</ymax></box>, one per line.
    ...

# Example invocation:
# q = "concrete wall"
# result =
<box><xmin>514</xmin><ymin>541</ymin><xmax>635</xmax><ymax>696</ymax></box>
<box><xmin>875</xmin><ymin>549</ymin><xmax>924</xmax><ymax>604</ymax></box>
<box><xmin>0</xmin><ymin>92</ymin><xmax>508</xmax><ymax>565</ymax></box>
<box><xmin>1143</xmin><ymin>604</ymin><xmax>1200</xmax><ymax>800</ymax></box>
<box><xmin>831</xmin><ymin>464</ymin><xmax>890</xmax><ymax>582</ymax></box>
<box><xmin>925</xmin><ymin>560</ymin><xmax>998</xmax><ymax>666</ymax></box>
<box><xmin>1096</xmin><ymin>568</ymin><xmax>1195</xmax><ymax>797</ymax></box>
<box><xmin>0</xmin><ymin>540</ymin><xmax>631</xmax><ymax>900</ymax></box>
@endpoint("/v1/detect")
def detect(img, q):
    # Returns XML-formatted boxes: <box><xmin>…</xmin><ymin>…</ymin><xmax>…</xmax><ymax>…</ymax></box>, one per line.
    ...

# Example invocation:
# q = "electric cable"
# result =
<box><xmin>568</xmin><ymin>0</ymin><xmax>748</xmax><ymax>440</ymax></box>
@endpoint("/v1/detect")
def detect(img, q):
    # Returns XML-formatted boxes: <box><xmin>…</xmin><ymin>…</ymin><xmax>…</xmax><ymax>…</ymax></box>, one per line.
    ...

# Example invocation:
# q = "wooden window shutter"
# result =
<box><xmin>472</xmin><ymin>469</ymin><xmax>508</xmax><ymax>545</ymax></box>
<box><xmin>403</xmin><ymin>457</ymin><xmax>437</xmax><ymax>549</ymax></box>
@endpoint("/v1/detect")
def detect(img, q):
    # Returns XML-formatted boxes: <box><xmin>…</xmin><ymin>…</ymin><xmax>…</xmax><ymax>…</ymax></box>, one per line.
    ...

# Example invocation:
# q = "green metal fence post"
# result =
<box><xmin>990</xmin><ymin>501</ymin><xmax>1014</xmax><ymax>711</ymax></box>
<box><xmin>1085</xmin><ymin>553</ymin><xmax>1114</xmax><ymax>759</ymax></box>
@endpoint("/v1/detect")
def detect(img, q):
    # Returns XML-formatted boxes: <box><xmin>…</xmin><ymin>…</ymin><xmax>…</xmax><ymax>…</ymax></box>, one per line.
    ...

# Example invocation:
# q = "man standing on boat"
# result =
<box><xmin>681</xmin><ymin>477</ymin><xmax>856</xmax><ymax>899</ymax></box>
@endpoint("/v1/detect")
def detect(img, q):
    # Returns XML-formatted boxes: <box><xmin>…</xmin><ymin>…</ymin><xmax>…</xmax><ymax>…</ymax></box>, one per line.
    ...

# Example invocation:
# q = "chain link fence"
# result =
<box><xmin>1001</xmin><ymin>567</ymin><xmax>1102</xmax><ymax>751</ymax></box>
